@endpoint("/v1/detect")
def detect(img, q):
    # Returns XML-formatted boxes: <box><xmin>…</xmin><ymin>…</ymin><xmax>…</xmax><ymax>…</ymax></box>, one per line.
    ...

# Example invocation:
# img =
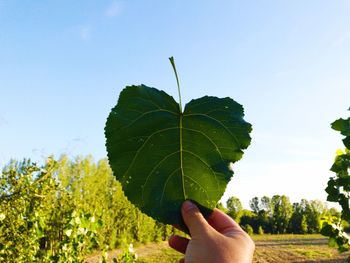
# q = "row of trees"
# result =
<box><xmin>0</xmin><ymin>155</ymin><xmax>341</xmax><ymax>261</ymax></box>
<box><xmin>220</xmin><ymin>195</ymin><xmax>339</xmax><ymax>235</ymax></box>
<box><xmin>0</xmin><ymin>156</ymin><xmax>175</xmax><ymax>262</ymax></box>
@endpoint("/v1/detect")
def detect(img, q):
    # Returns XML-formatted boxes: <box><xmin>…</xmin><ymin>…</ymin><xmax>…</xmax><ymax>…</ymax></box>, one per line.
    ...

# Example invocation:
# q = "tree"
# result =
<box><xmin>239</xmin><ymin>209</ymin><xmax>257</xmax><ymax>233</ymax></box>
<box><xmin>249</xmin><ymin>197</ymin><xmax>260</xmax><ymax>214</ymax></box>
<box><xmin>271</xmin><ymin>195</ymin><xmax>293</xmax><ymax>234</ymax></box>
<box><xmin>248</xmin><ymin>196</ymin><xmax>273</xmax><ymax>233</ymax></box>
<box><xmin>226</xmin><ymin>196</ymin><xmax>243</xmax><ymax>221</ymax></box>
<box><xmin>0</xmin><ymin>159</ymin><xmax>58</xmax><ymax>261</ymax></box>
<box><xmin>0</xmin><ymin>155</ymin><xmax>177</xmax><ymax>262</ymax></box>
<box><xmin>0</xmin><ymin>158</ymin><xmax>100</xmax><ymax>262</ymax></box>
<box><xmin>305</xmin><ymin>200</ymin><xmax>327</xmax><ymax>233</ymax></box>
<box><xmin>54</xmin><ymin>155</ymin><xmax>165</xmax><ymax>248</ymax></box>
<box><xmin>261</xmin><ymin>196</ymin><xmax>273</xmax><ymax>216</ymax></box>
<box><xmin>216</xmin><ymin>202</ymin><xmax>228</xmax><ymax>213</ymax></box>
<box><xmin>288</xmin><ymin>201</ymin><xmax>308</xmax><ymax>234</ymax></box>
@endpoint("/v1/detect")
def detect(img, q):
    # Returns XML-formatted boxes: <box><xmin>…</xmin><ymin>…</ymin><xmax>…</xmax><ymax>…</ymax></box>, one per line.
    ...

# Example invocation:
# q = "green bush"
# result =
<box><xmin>243</xmin><ymin>224</ymin><xmax>254</xmax><ymax>235</ymax></box>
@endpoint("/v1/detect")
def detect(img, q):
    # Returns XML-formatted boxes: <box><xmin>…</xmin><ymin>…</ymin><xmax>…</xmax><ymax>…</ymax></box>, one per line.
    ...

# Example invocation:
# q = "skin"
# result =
<box><xmin>168</xmin><ymin>201</ymin><xmax>255</xmax><ymax>263</ymax></box>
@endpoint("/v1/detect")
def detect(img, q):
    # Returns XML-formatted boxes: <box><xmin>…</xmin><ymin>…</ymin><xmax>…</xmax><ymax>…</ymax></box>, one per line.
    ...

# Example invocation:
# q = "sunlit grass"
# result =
<box><xmin>86</xmin><ymin>234</ymin><xmax>349</xmax><ymax>263</ymax></box>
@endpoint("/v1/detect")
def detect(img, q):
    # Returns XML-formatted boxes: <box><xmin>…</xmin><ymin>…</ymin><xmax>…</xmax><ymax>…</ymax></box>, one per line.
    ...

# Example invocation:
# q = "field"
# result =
<box><xmin>252</xmin><ymin>234</ymin><xmax>348</xmax><ymax>263</ymax></box>
<box><xmin>86</xmin><ymin>234</ymin><xmax>349</xmax><ymax>263</ymax></box>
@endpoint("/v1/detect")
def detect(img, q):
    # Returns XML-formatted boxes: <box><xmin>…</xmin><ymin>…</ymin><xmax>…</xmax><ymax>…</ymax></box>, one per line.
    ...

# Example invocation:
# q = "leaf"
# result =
<box><xmin>332</xmin><ymin>118</ymin><xmax>350</xmax><ymax>136</ymax></box>
<box><xmin>320</xmin><ymin>223</ymin><xmax>333</xmax><ymax>237</ymax></box>
<box><xmin>105</xmin><ymin>85</ymin><xmax>252</xmax><ymax>225</ymax></box>
<box><xmin>343</xmin><ymin>136</ymin><xmax>350</xmax><ymax>149</ymax></box>
<box><xmin>325</xmin><ymin>178</ymin><xmax>339</xmax><ymax>202</ymax></box>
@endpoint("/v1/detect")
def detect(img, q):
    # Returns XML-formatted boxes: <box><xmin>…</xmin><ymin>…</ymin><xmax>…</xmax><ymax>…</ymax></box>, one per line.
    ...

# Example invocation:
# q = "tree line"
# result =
<box><xmin>0</xmin><ymin>156</ymin><xmax>175</xmax><ymax>262</ymax></box>
<box><xmin>0</xmin><ymin>155</ymin><xmax>340</xmax><ymax>262</ymax></box>
<box><xmin>219</xmin><ymin>195</ymin><xmax>340</xmax><ymax>235</ymax></box>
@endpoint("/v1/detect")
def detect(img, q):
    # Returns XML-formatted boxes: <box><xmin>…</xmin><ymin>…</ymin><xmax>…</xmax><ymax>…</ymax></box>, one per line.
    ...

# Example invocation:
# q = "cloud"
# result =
<box><xmin>105</xmin><ymin>1</ymin><xmax>121</xmax><ymax>17</ymax></box>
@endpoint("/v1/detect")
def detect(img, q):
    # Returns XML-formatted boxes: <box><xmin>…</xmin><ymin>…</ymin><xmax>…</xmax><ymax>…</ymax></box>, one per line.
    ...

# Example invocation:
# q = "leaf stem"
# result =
<box><xmin>169</xmin><ymin>57</ymin><xmax>182</xmax><ymax>113</ymax></box>
<box><xmin>169</xmin><ymin>57</ymin><xmax>186</xmax><ymax>199</ymax></box>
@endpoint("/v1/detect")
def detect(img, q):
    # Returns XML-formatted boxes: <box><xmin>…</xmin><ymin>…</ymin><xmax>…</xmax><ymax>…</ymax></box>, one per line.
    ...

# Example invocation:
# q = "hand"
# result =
<box><xmin>168</xmin><ymin>201</ymin><xmax>255</xmax><ymax>263</ymax></box>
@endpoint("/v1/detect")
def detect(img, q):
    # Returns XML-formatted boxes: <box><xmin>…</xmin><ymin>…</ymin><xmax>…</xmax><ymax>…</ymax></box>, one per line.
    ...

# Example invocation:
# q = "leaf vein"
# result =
<box><xmin>184</xmin><ymin>175</ymin><xmax>210</xmax><ymax>200</ymax></box>
<box><xmin>122</xmin><ymin>109</ymin><xmax>178</xmax><ymax>130</ymax></box>
<box><xmin>183</xmin><ymin>150</ymin><xmax>219</xmax><ymax>190</ymax></box>
<box><xmin>182</xmin><ymin>127</ymin><xmax>223</xmax><ymax>160</ymax></box>
<box><xmin>121</xmin><ymin>127</ymin><xmax>178</xmax><ymax>180</ymax></box>
<box><xmin>141</xmin><ymin>151</ymin><xmax>180</xmax><ymax>205</ymax></box>
<box><xmin>184</xmin><ymin>113</ymin><xmax>240</xmax><ymax>146</ymax></box>
<box><xmin>159</xmin><ymin>168</ymin><xmax>180</xmax><ymax>206</ymax></box>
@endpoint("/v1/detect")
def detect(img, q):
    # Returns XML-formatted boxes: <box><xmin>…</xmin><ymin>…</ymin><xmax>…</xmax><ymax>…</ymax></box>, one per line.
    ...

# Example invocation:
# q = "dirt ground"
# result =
<box><xmin>85</xmin><ymin>234</ymin><xmax>349</xmax><ymax>263</ymax></box>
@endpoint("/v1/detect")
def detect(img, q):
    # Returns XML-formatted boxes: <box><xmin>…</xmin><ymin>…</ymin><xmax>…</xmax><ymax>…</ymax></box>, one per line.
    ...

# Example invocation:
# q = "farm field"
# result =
<box><xmin>252</xmin><ymin>234</ymin><xmax>348</xmax><ymax>263</ymax></box>
<box><xmin>86</xmin><ymin>234</ymin><xmax>349</xmax><ymax>263</ymax></box>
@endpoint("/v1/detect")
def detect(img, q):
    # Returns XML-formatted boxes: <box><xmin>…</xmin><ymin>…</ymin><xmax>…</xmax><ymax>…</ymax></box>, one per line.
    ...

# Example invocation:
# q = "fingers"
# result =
<box><xmin>181</xmin><ymin>200</ymin><xmax>210</xmax><ymax>237</ymax></box>
<box><xmin>168</xmin><ymin>235</ymin><xmax>189</xmax><ymax>254</ymax></box>
<box><xmin>207</xmin><ymin>208</ymin><xmax>245</xmax><ymax>237</ymax></box>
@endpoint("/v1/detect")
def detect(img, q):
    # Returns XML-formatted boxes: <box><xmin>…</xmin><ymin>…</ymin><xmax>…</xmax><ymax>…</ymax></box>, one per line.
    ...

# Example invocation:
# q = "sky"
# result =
<box><xmin>0</xmin><ymin>1</ymin><xmax>350</xmax><ymax>208</ymax></box>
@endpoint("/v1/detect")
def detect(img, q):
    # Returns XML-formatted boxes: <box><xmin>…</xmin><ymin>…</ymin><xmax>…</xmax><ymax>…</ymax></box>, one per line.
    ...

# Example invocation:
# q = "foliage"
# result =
<box><xmin>226</xmin><ymin>196</ymin><xmax>243</xmax><ymax>220</ymax></box>
<box><xmin>105</xmin><ymin>60</ymin><xmax>252</xmax><ymax>226</ymax></box>
<box><xmin>228</xmin><ymin>195</ymin><xmax>334</xmax><ymax>235</ymax></box>
<box><xmin>243</xmin><ymin>224</ymin><xmax>254</xmax><ymax>235</ymax></box>
<box><xmin>0</xmin><ymin>158</ymin><xmax>101</xmax><ymax>262</ymax></box>
<box><xmin>0</xmin><ymin>156</ymin><xmax>177</xmax><ymax>262</ymax></box>
<box><xmin>117</xmin><ymin>244</ymin><xmax>138</xmax><ymax>263</ymax></box>
<box><xmin>0</xmin><ymin>158</ymin><xmax>56</xmax><ymax>262</ymax></box>
<box><xmin>50</xmin><ymin>211</ymin><xmax>101</xmax><ymax>262</ymax></box>
<box><xmin>216</xmin><ymin>202</ymin><xmax>228</xmax><ymax>213</ymax></box>
<box><xmin>321</xmin><ymin>108</ymin><xmax>350</xmax><ymax>256</ymax></box>
<box><xmin>271</xmin><ymin>195</ymin><xmax>293</xmax><ymax>234</ymax></box>
<box><xmin>0</xmin><ymin>152</ymin><xmax>341</xmax><ymax>262</ymax></box>
<box><xmin>289</xmin><ymin>200</ymin><xmax>308</xmax><ymax>234</ymax></box>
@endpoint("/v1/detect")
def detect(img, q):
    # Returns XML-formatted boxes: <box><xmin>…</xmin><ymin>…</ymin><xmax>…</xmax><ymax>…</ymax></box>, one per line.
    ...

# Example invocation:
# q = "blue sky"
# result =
<box><xmin>1</xmin><ymin>1</ymin><xmax>349</xmax><ymax>207</ymax></box>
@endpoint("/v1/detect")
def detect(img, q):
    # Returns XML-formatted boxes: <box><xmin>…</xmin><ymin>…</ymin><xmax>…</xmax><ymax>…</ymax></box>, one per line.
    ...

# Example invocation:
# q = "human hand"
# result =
<box><xmin>168</xmin><ymin>200</ymin><xmax>255</xmax><ymax>263</ymax></box>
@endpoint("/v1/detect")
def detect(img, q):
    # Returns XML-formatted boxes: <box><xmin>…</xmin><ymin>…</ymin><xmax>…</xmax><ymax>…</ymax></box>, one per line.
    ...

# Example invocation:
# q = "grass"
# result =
<box><xmin>85</xmin><ymin>234</ymin><xmax>349</xmax><ymax>263</ymax></box>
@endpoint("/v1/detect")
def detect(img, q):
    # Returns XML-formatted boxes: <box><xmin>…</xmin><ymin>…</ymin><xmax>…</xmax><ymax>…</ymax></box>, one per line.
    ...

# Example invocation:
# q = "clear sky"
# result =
<box><xmin>1</xmin><ymin>1</ymin><xmax>349</xmax><ymax>208</ymax></box>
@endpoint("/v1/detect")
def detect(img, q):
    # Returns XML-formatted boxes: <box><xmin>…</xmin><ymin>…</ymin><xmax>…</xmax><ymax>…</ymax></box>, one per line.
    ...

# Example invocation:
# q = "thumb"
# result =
<box><xmin>182</xmin><ymin>200</ymin><xmax>210</xmax><ymax>237</ymax></box>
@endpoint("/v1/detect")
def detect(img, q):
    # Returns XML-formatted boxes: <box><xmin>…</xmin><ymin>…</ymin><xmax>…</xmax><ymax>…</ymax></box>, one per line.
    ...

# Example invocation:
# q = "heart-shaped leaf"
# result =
<box><xmin>105</xmin><ymin>85</ymin><xmax>252</xmax><ymax>225</ymax></box>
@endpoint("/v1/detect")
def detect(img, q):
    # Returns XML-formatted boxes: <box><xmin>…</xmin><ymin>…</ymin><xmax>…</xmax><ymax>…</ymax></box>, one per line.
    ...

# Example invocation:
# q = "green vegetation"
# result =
<box><xmin>221</xmin><ymin>195</ymin><xmax>338</xmax><ymax>235</ymax></box>
<box><xmin>0</xmin><ymin>156</ymin><xmax>176</xmax><ymax>262</ymax></box>
<box><xmin>0</xmin><ymin>155</ymin><xmax>342</xmax><ymax>262</ymax></box>
<box><xmin>321</xmin><ymin>108</ymin><xmax>350</xmax><ymax>258</ymax></box>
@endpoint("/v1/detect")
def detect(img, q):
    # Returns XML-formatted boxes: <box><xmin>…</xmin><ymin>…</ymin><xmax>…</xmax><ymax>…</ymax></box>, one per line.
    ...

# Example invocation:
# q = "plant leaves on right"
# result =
<box><xmin>322</xmin><ymin>108</ymin><xmax>350</xmax><ymax>257</ymax></box>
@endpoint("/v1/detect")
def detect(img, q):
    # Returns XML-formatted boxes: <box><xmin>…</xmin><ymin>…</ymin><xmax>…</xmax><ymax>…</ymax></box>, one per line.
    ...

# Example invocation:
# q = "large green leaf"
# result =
<box><xmin>105</xmin><ymin>85</ymin><xmax>252</xmax><ymax>225</ymax></box>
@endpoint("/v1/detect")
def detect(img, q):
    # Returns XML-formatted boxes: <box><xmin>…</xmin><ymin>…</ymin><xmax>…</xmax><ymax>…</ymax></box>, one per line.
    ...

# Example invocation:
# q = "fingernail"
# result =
<box><xmin>182</xmin><ymin>200</ymin><xmax>197</xmax><ymax>212</ymax></box>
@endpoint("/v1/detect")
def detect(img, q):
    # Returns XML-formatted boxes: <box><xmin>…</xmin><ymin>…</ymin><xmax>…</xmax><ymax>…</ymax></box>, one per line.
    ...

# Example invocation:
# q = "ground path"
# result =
<box><xmin>86</xmin><ymin>234</ymin><xmax>349</xmax><ymax>263</ymax></box>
